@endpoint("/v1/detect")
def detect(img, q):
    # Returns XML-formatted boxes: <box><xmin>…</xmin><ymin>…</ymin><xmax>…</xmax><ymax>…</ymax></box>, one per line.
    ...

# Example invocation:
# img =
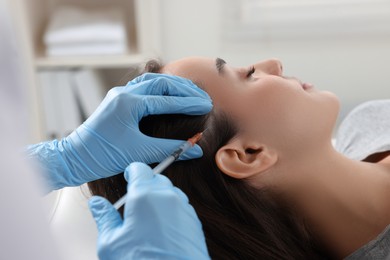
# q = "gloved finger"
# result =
<box><xmin>124</xmin><ymin>162</ymin><xmax>173</xmax><ymax>188</ymax></box>
<box><xmin>129</xmin><ymin>73</ymin><xmax>183</xmax><ymax>84</ymax></box>
<box><xmin>89</xmin><ymin>196</ymin><xmax>123</xmax><ymax>235</ymax></box>
<box><xmin>127</xmin><ymin>74</ymin><xmax>211</xmax><ymax>100</ymax></box>
<box><xmin>172</xmin><ymin>187</ymin><xmax>203</xmax><ymax>225</ymax></box>
<box><xmin>178</xmin><ymin>144</ymin><xmax>203</xmax><ymax>160</ymax></box>
<box><xmin>124</xmin><ymin>162</ymin><xmax>154</xmax><ymax>184</ymax></box>
<box><xmin>141</xmin><ymin>96</ymin><xmax>212</xmax><ymax>117</ymax></box>
<box><xmin>129</xmin><ymin>73</ymin><xmax>199</xmax><ymax>92</ymax></box>
<box><xmin>142</xmin><ymin>136</ymin><xmax>204</xmax><ymax>163</ymax></box>
<box><xmin>173</xmin><ymin>186</ymin><xmax>190</xmax><ymax>204</ymax></box>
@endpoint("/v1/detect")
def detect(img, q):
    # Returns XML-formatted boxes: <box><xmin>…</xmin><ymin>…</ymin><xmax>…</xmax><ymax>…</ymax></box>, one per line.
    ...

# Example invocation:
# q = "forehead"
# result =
<box><xmin>162</xmin><ymin>56</ymin><xmax>249</xmax><ymax>123</ymax></box>
<box><xmin>162</xmin><ymin>57</ymin><xmax>218</xmax><ymax>88</ymax></box>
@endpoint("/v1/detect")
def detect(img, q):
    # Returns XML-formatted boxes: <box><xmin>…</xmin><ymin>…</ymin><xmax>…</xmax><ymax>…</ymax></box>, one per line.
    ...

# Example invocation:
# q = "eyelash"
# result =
<box><xmin>246</xmin><ymin>66</ymin><xmax>255</xmax><ymax>78</ymax></box>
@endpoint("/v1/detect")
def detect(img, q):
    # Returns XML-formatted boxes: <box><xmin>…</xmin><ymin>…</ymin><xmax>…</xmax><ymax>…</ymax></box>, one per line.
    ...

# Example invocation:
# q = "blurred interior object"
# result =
<box><xmin>43</xmin><ymin>6</ymin><xmax>128</xmax><ymax>56</ymax></box>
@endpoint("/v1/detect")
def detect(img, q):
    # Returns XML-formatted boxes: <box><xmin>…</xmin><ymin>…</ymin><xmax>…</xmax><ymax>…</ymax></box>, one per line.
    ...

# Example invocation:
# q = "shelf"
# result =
<box><xmin>11</xmin><ymin>0</ymin><xmax>161</xmax><ymax>142</ymax></box>
<box><xmin>35</xmin><ymin>52</ymin><xmax>152</xmax><ymax>69</ymax></box>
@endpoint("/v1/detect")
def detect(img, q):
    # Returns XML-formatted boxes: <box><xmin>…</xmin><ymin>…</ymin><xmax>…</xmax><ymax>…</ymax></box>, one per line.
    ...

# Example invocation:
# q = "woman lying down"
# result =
<box><xmin>88</xmin><ymin>57</ymin><xmax>390</xmax><ymax>259</ymax></box>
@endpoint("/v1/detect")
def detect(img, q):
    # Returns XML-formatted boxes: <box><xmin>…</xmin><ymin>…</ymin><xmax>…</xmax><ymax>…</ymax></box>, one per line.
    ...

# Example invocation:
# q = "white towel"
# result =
<box><xmin>44</xmin><ymin>6</ymin><xmax>127</xmax><ymax>55</ymax></box>
<box><xmin>46</xmin><ymin>42</ymin><xmax>127</xmax><ymax>56</ymax></box>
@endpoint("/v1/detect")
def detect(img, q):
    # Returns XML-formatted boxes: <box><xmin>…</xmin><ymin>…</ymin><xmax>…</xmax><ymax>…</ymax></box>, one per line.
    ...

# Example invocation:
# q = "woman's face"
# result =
<box><xmin>163</xmin><ymin>56</ymin><xmax>339</xmax><ymax>151</ymax></box>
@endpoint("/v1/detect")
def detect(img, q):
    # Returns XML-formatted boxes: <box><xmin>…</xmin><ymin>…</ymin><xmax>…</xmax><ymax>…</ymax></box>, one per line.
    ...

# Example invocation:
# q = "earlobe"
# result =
<box><xmin>215</xmin><ymin>138</ymin><xmax>278</xmax><ymax>179</ymax></box>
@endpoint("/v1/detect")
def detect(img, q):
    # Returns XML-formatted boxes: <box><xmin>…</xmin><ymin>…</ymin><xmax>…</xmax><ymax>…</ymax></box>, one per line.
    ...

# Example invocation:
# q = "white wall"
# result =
<box><xmin>159</xmin><ymin>0</ymin><xmax>221</xmax><ymax>59</ymax></box>
<box><xmin>159</xmin><ymin>0</ymin><xmax>390</xmax><ymax>126</ymax></box>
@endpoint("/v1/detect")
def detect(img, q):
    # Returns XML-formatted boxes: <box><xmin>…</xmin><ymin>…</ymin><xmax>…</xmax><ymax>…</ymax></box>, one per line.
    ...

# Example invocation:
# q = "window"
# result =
<box><xmin>222</xmin><ymin>0</ymin><xmax>390</xmax><ymax>41</ymax></box>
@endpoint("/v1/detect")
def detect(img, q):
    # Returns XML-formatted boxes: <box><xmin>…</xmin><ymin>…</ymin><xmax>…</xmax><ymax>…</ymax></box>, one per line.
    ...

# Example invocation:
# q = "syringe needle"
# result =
<box><xmin>113</xmin><ymin>132</ymin><xmax>203</xmax><ymax>210</ymax></box>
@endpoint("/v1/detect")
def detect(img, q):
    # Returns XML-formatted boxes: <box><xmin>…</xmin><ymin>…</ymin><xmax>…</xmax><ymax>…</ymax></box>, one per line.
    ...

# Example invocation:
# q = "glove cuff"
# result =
<box><xmin>25</xmin><ymin>140</ymin><xmax>77</xmax><ymax>192</ymax></box>
<box><xmin>25</xmin><ymin>134</ymin><xmax>104</xmax><ymax>191</ymax></box>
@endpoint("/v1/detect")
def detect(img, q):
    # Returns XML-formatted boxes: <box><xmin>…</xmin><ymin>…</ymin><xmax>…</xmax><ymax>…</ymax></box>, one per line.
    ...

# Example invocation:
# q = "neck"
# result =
<box><xmin>279</xmin><ymin>144</ymin><xmax>390</xmax><ymax>258</ymax></box>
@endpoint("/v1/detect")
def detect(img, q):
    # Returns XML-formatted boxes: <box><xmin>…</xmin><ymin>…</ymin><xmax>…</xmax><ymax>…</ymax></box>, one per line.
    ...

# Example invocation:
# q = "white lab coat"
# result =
<box><xmin>0</xmin><ymin>0</ymin><xmax>61</xmax><ymax>258</ymax></box>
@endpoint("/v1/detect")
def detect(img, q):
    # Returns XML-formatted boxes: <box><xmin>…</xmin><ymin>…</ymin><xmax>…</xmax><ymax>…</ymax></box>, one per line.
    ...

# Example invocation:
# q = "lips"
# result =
<box><xmin>284</xmin><ymin>76</ymin><xmax>314</xmax><ymax>91</ymax></box>
<box><xmin>302</xmin><ymin>82</ymin><xmax>314</xmax><ymax>90</ymax></box>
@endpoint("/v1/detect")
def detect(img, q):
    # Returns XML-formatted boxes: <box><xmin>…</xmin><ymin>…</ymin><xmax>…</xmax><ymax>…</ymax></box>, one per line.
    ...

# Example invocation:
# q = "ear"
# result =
<box><xmin>215</xmin><ymin>137</ymin><xmax>278</xmax><ymax>179</ymax></box>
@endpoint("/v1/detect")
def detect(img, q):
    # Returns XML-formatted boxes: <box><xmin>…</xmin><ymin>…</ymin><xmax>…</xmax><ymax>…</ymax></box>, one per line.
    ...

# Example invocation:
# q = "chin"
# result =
<box><xmin>319</xmin><ymin>90</ymin><xmax>340</xmax><ymax>112</ymax></box>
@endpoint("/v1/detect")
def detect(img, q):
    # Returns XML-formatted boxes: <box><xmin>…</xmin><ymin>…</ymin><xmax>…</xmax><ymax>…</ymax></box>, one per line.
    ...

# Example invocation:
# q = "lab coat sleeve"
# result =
<box><xmin>0</xmin><ymin>115</ymin><xmax>62</xmax><ymax>260</ymax></box>
<box><xmin>0</xmin><ymin>0</ymin><xmax>62</xmax><ymax>258</ymax></box>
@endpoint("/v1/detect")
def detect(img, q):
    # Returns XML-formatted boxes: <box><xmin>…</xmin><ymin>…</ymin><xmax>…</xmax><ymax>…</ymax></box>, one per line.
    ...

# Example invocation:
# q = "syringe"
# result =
<box><xmin>113</xmin><ymin>132</ymin><xmax>203</xmax><ymax>210</ymax></box>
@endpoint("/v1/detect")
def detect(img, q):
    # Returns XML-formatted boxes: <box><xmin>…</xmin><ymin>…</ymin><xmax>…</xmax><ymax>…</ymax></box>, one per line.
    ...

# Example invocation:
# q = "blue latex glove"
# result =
<box><xmin>26</xmin><ymin>73</ymin><xmax>212</xmax><ymax>191</ymax></box>
<box><xmin>89</xmin><ymin>162</ymin><xmax>210</xmax><ymax>260</ymax></box>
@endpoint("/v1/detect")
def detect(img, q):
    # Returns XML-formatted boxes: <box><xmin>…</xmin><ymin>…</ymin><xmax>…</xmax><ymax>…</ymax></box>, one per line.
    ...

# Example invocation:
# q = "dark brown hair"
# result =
<box><xmin>88</xmin><ymin>60</ymin><xmax>329</xmax><ymax>259</ymax></box>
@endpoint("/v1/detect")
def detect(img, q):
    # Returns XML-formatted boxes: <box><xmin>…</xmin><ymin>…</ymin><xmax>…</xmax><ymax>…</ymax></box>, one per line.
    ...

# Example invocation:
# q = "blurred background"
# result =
<box><xmin>4</xmin><ymin>0</ymin><xmax>390</xmax><ymax>259</ymax></box>
<box><xmin>6</xmin><ymin>0</ymin><xmax>390</xmax><ymax>144</ymax></box>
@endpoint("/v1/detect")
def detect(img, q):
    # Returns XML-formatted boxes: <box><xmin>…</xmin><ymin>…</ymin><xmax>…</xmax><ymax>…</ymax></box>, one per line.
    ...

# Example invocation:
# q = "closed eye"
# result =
<box><xmin>246</xmin><ymin>66</ymin><xmax>255</xmax><ymax>78</ymax></box>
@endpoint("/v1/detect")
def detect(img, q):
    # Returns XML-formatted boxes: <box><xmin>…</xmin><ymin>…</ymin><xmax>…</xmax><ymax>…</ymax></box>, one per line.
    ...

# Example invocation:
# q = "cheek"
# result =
<box><xmin>243</xmin><ymin>86</ymin><xmax>296</xmax><ymax>122</ymax></box>
<box><xmin>240</xmin><ymin>87</ymin><xmax>339</xmax><ymax>143</ymax></box>
<box><xmin>205</xmin><ymin>82</ymin><xmax>244</xmax><ymax>115</ymax></box>
<box><xmin>228</xmin><ymin>87</ymin><xmax>293</xmax><ymax>138</ymax></box>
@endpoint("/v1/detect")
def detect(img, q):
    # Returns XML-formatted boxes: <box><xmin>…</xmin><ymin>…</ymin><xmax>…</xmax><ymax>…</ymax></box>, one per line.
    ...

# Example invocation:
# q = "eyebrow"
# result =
<box><xmin>215</xmin><ymin>57</ymin><xmax>226</xmax><ymax>74</ymax></box>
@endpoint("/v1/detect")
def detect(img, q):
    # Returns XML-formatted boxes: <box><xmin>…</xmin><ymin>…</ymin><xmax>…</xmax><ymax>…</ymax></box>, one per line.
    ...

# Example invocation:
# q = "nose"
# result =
<box><xmin>255</xmin><ymin>58</ymin><xmax>283</xmax><ymax>76</ymax></box>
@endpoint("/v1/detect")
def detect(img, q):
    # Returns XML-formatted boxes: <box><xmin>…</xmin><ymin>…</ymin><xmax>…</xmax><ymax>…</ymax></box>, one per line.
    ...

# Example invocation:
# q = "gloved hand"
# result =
<box><xmin>26</xmin><ymin>73</ymin><xmax>212</xmax><ymax>192</ymax></box>
<box><xmin>89</xmin><ymin>162</ymin><xmax>210</xmax><ymax>260</ymax></box>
